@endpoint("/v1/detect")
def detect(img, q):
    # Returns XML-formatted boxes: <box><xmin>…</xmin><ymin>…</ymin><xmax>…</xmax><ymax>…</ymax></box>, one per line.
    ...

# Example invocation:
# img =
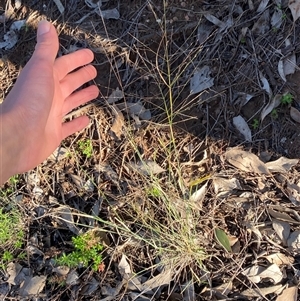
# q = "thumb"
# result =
<box><xmin>33</xmin><ymin>20</ymin><xmax>59</xmax><ymax>63</ymax></box>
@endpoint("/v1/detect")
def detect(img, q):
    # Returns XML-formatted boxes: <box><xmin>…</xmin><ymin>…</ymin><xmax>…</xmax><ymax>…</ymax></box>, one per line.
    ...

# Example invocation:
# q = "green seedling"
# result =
<box><xmin>77</xmin><ymin>140</ymin><xmax>93</xmax><ymax>158</ymax></box>
<box><xmin>240</xmin><ymin>37</ymin><xmax>246</xmax><ymax>44</ymax></box>
<box><xmin>271</xmin><ymin>109</ymin><xmax>278</xmax><ymax>119</ymax></box>
<box><xmin>252</xmin><ymin>118</ymin><xmax>259</xmax><ymax>129</ymax></box>
<box><xmin>281</xmin><ymin>93</ymin><xmax>293</xmax><ymax>105</ymax></box>
<box><xmin>0</xmin><ymin>208</ymin><xmax>24</xmax><ymax>268</ymax></box>
<box><xmin>56</xmin><ymin>232</ymin><xmax>103</xmax><ymax>272</ymax></box>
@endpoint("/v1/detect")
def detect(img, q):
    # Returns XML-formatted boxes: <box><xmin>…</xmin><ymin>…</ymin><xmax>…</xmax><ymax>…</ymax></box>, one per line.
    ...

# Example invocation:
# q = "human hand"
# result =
<box><xmin>0</xmin><ymin>20</ymin><xmax>98</xmax><ymax>183</ymax></box>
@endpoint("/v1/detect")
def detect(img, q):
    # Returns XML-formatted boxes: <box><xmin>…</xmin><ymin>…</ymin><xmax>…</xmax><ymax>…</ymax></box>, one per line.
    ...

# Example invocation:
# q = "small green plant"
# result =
<box><xmin>281</xmin><ymin>93</ymin><xmax>293</xmax><ymax>105</ymax></box>
<box><xmin>240</xmin><ymin>37</ymin><xmax>246</xmax><ymax>44</ymax></box>
<box><xmin>2</xmin><ymin>251</ymin><xmax>13</xmax><ymax>262</ymax></box>
<box><xmin>0</xmin><ymin>207</ymin><xmax>24</xmax><ymax>268</ymax></box>
<box><xmin>56</xmin><ymin>232</ymin><xmax>103</xmax><ymax>271</ymax></box>
<box><xmin>252</xmin><ymin>118</ymin><xmax>259</xmax><ymax>129</ymax></box>
<box><xmin>271</xmin><ymin>108</ymin><xmax>278</xmax><ymax>119</ymax></box>
<box><xmin>77</xmin><ymin>140</ymin><xmax>93</xmax><ymax>158</ymax></box>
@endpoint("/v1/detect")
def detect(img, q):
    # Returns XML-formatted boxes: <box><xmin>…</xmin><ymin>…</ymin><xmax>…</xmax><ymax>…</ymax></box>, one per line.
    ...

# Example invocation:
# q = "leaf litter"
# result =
<box><xmin>5</xmin><ymin>0</ymin><xmax>300</xmax><ymax>300</ymax></box>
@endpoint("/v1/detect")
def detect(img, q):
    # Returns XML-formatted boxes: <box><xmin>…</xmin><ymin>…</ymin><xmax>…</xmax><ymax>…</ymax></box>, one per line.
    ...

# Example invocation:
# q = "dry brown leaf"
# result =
<box><xmin>241</xmin><ymin>285</ymin><xmax>283</xmax><ymax>298</ymax></box>
<box><xmin>243</xmin><ymin>264</ymin><xmax>283</xmax><ymax>284</ymax></box>
<box><xmin>20</xmin><ymin>276</ymin><xmax>47</xmax><ymax>296</ymax></box>
<box><xmin>268</xmin><ymin>208</ymin><xmax>299</xmax><ymax>224</ymax></box>
<box><xmin>261</xmin><ymin>94</ymin><xmax>281</xmax><ymax>121</ymax></box>
<box><xmin>110</xmin><ymin>105</ymin><xmax>125</xmax><ymax>139</ymax></box>
<box><xmin>141</xmin><ymin>270</ymin><xmax>172</xmax><ymax>292</ymax></box>
<box><xmin>225</xmin><ymin>148</ymin><xmax>269</xmax><ymax>174</ymax></box>
<box><xmin>289</xmin><ymin>0</ymin><xmax>300</xmax><ymax>22</ymax></box>
<box><xmin>266</xmin><ymin>157</ymin><xmax>298</xmax><ymax>173</ymax></box>
<box><xmin>287</xmin><ymin>230</ymin><xmax>300</xmax><ymax>251</ymax></box>
<box><xmin>129</xmin><ymin>160</ymin><xmax>165</xmax><ymax>175</ymax></box>
<box><xmin>233</xmin><ymin>115</ymin><xmax>252</xmax><ymax>142</ymax></box>
<box><xmin>264</xmin><ymin>253</ymin><xmax>294</xmax><ymax>266</ymax></box>
<box><xmin>213</xmin><ymin>177</ymin><xmax>242</xmax><ymax>197</ymax></box>
<box><xmin>189</xmin><ymin>182</ymin><xmax>207</xmax><ymax>206</ymax></box>
<box><xmin>272</xmin><ymin>219</ymin><xmax>290</xmax><ymax>245</ymax></box>
<box><xmin>107</xmin><ymin>88</ymin><xmax>124</xmax><ymax>104</ymax></box>
<box><xmin>276</xmin><ymin>286</ymin><xmax>298</xmax><ymax>301</ymax></box>
<box><xmin>286</xmin><ymin>183</ymin><xmax>300</xmax><ymax>206</ymax></box>
<box><xmin>53</xmin><ymin>0</ymin><xmax>65</xmax><ymax>14</ymax></box>
<box><xmin>290</xmin><ymin>107</ymin><xmax>300</xmax><ymax>123</ymax></box>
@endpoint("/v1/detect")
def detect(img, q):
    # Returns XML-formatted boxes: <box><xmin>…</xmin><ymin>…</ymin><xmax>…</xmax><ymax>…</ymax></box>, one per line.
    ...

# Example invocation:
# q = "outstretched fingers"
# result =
<box><xmin>54</xmin><ymin>49</ymin><xmax>95</xmax><ymax>81</ymax></box>
<box><xmin>59</xmin><ymin>65</ymin><xmax>97</xmax><ymax>98</ymax></box>
<box><xmin>61</xmin><ymin>116</ymin><xmax>90</xmax><ymax>140</ymax></box>
<box><xmin>62</xmin><ymin>85</ymin><xmax>99</xmax><ymax>115</ymax></box>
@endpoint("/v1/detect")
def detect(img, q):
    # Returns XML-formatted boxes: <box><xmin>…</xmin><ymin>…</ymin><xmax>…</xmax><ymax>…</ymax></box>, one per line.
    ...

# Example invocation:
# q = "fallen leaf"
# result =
<box><xmin>129</xmin><ymin>160</ymin><xmax>165</xmax><ymax>175</ymax></box>
<box><xmin>259</xmin><ymin>71</ymin><xmax>272</xmax><ymax>96</ymax></box>
<box><xmin>53</xmin><ymin>266</ymin><xmax>70</xmax><ymax>276</ymax></box>
<box><xmin>278</xmin><ymin>39</ymin><xmax>296</xmax><ymax>82</ymax></box>
<box><xmin>197</xmin><ymin>20</ymin><xmax>213</xmax><ymax>44</ymax></box>
<box><xmin>261</xmin><ymin>94</ymin><xmax>281</xmax><ymax>121</ymax></box>
<box><xmin>118</xmin><ymin>254</ymin><xmax>131</xmax><ymax>277</ymax></box>
<box><xmin>189</xmin><ymin>182</ymin><xmax>208</xmax><ymax>205</ymax></box>
<box><xmin>266</xmin><ymin>157</ymin><xmax>298</xmax><ymax>173</ymax></box>
<box><xmin>276</xmin><ymin>286</ymin><xmax>298</xmax><ymax>301</ymax></box>
<box><xmin>96</xmin><ymin>8</ymin><xmax>120</xmax><ymax>19</ymax></box>
<box><xmin>80</xmin><ymin>277</ymin><xmax>99</xmax><ymax>296</ymax></box>
<box><xmin>20</xmin><ymin>276</ymin><xmax>47</xmax><ymax>296</ymax></box>
<box><xmin>53</xmin><ymin>0</ymin><xmax>65</xmax><ymax>14</ymax></box>
<box><xmin>257</xmin><ymin>0</ymin><xmax>269</xmax><ymax>12</ymax></box>
<box><xmin>190</xmin><ymin>66</ymin><xmax>214</xmax><ymax>94</ymax></box>
<box><xmin>212</xmin><ymin>281</ymin><xmax>233</xmax><ymax>297</ymax></box>
<box><xmin>0</xmin><ymin>20</ymin><xmax>26</xmax><ymax>50</ymax></box>
<box><xmin>264</xmin><ymin>253</ymin><xmax>294</xmax><ymax>265</ymax></box>
<box><xmin>287</xmin><ymin>230</ymin><xmax>300</xmax><ymax>251</ymax></box>
<box><xmin>272</xmin><ymin>219</ymin><xmax>290</xmax><ymax>245</ymax></box>
<box><xmin>215</xmin><ymin>229</ymin><xmax>232</xmax><ymax>252</ymax></box>
<box><xmin>183</xmin><ymin>281</ymin><xmax>195</xmax><ymax>301</ymax></box>
<box><xmin>271</xmin><ymin>6</ymin><xmax>283</xmax><ymax>29</ymax></box>
<box><xmin>204</xmin><ymin>14</ymin><xmax>225</xmax><ymax>27</ymax></box>
<box><xmin>6</xmin><ymin>262</ymin><xmax>23</xmax><ymax>285</ymax></box>
<box><xmin>286</xmin><ymin>182</ymin><xmax>300</xmax><ymax>206</ymax></box>
<box><xmin>49</xmin><ymin>147</ymin><xmax>68</xmax><ymax>161</ymax></box>
<box><xmin>118</xmin><ymin>102</ymin><xmax>151</xmax><ymax>120</ymax></box>
<box><xmin>225</xmin><ymin>148</ymin><xmax>269</xmax><ymax>174</ymax></box>
<box><xmin>66</xmin><ymin>270</ymin><xmax>79</xmax><ymax>286</ymax></box>
<box><xmin>241</xmin><ymin>284</ymin><xmax>283</xmax><ymax>298</ymax></box>
<box><xmin>243</xmin><ymin>264</ymin><xmax>283</xmax><ymax>284</ymax></box>
<box><xmin>268</xmin><ymin>208</ymin><xmax>299</xmax><ymax>224</ymax></box>
<box><xmin>290</xmin><ymin>107</ymin><xmax>300</xmax><ymax>123</ymax></box>
<box><xmin>289</xmin><ymin>0</ymin><xmax>300</xmax><ymax>22</ymax></box>
<box><xmin>110</xmin><ymin>105</ymin><xmax>125</xmax><ymax>139</ymax></box>
<box><xmin>233</xmin><ymin>115</ymin><xmax>252</xmax><ymax>142</ymax></box>
<box><xmin>107</xmin><ymin>88</ymin><xmax>124</xmax><ymax>104</ymax></box>
<box><xmin>252</xmin><ymin>10</ymin><xmax>270</xmax><ymax>36</ymax></box>
<box><xmin>233</xmin><ymin>92</ymin><xmax>254</xmax><ymax>107</ymax></box>
<box><xmin>55</xmin><ymin>206</ymin><xmax>79</xmax><ymax>235</ymax></box>
<box><xmin>213</xmin><ymin>177</ymin><xmax>242</xmax><ymax>198</ymax></box>
<box><xmin>85</xmin><ymin>0</ymin><xmax>101</xmax><ymax>8</ymax></box>
<box><xmin>242</xmin><ymin>266</ymin><xmax>264</xmax><ymax>283</ymax></box>
<box><xmin>141</xmin><ymin>269</ymin><xmax>172</xmax><ymax>292</ymax></box>
<box><xmin>259</xmin><ymin>264</ymin><xmax>283</xmax><ymax>284</ymax></box>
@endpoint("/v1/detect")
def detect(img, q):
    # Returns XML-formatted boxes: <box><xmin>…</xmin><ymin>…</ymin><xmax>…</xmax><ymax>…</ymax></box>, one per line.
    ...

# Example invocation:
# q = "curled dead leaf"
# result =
<box><xmin>225</xmin><ymin>148</ymin><xmax>269</xmax><ymax>174</ymax></box>
<box><xmin>290</xmin><ymin>107</ymin><xmax>300</xmax><ymax>123</ymax></box>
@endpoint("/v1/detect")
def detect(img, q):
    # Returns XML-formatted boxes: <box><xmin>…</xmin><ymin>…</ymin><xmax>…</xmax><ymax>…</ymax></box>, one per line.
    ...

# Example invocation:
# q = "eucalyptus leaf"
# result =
<box><xmin>215</xmin><ymin>229</ymin><xmax>232</xmax><ymax>252</ymax></box>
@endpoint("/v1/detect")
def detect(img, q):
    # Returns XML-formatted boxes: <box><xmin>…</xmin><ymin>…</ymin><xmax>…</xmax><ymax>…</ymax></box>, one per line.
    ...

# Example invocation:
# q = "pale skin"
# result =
<box><xmin>0</xmin><ymin>20</ymin><xmax>99</xmax><ymax>184</ymax></box>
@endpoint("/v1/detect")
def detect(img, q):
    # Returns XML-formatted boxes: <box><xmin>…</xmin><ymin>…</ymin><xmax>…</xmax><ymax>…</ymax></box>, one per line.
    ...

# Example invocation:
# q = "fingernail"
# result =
<box><xmin>37</xmin><ymin>20</ymin><xmax>51</xmax><ymax>36</ymax></box>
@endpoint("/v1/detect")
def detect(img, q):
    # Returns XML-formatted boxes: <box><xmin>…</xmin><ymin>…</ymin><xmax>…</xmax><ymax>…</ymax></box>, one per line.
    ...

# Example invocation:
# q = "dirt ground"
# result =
<box><xmin>1</xmin><ymin>0</ymin><xmax>300</xmax><ymax>300</ymax></box>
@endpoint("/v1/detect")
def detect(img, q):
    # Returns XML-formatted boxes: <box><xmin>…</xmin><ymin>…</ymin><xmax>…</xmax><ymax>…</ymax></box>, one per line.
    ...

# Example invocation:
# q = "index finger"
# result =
<box><xmin>54</xmin><ymin>49</ymin><xmax>95</xmax><ymax>81</ymax></box>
